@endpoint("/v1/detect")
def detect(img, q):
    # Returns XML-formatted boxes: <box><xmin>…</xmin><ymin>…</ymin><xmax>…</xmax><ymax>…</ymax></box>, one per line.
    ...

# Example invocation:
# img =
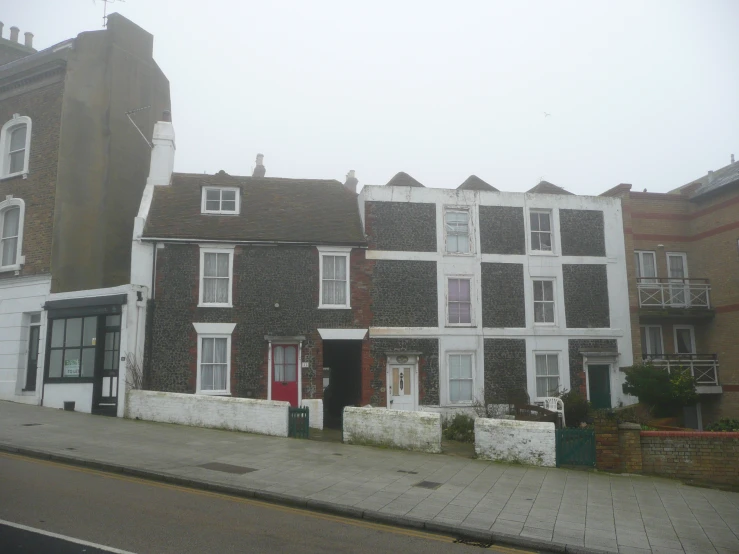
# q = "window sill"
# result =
<box><xmin>445</xmin><ymin>323</ymin><xmax>476</xmax><ymax>328</ymax></box>
<box><xmin>0</xmin><ymin>171</ymin><xmax>28</xmax><ymax>181</ymax></box>
<box><xmin>443</xmin><ymin>251</ymin><xmax>475</xmax><ymax>257</ymax></box>
<box><xmin>318</xmin><ymin>305</ymin><xmax>352</xmax><ymax>310</ymax></box>
<box><xmin>197</xmin><ymin>303</ymin><xmax>233</xmax><ymax>308</ymax></box>
<box><xmin>0</xmin><ymin>264</ymin><xmax>22</xmax><ymax>273</ymax></box>
<box><xmin>529</xmin><ymin>250</ymin><xmax>556</xmax><ymax>256</ymax></box>
<box><xmin>201</xmin><ymin>211</ymin><xmax>240</xmax><ymax>216</ymax></box>
<box><xmin>197</xmin><ymin>391</ymin><xmax>231</xmax><ymax>396</ymax></box>
<box><xmin>533</xmin><ymin>322</ymin><xmax>557</xmax><ymax>327</ymax></box>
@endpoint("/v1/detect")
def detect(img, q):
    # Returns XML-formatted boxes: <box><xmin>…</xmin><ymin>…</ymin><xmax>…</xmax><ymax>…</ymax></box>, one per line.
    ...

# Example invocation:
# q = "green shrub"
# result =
<box><xmin>705</xmin><ymin>419</ymin><xmax>739</xmax><ymax>432</ymax></box>
<box><xmin>558</xmin><ymin>390</ymin><xmax>590</xmax><ymax>428</ymax></box>
<box><xmin>442</xmin><ymin>413</ymin><xmax>475</xmax><ymax>443</ymax></box>
<box><xmin>623</xmin><ymin>362</ymin><xmax>697</xmax><ymax>417</ymax></box>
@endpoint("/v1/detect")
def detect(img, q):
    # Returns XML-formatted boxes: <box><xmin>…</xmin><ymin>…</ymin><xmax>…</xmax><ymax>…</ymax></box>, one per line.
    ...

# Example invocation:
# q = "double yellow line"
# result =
<box><xmin>0</xmin><ymin>452</ymin><xmax>532</xmax><ymax>553</ymax></box>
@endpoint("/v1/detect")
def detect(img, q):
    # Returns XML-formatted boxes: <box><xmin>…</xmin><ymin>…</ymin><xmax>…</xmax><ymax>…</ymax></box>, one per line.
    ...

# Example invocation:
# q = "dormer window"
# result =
<box><xmin>1</xmin><ymin>115</ymin><xmax>32</xmax><ymax>179</ymax></box>
<box><xmin>201</xmin><ymin>186</ymin><xmax>240</xmax><ymax>214</ymax></box>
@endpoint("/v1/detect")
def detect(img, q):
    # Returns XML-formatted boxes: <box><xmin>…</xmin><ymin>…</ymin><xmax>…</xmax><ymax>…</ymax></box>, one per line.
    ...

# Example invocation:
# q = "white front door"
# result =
<box><xmin>387</xmin><ymin>364</ymin><xmax>416</xmax><ymax>411</ymax></box>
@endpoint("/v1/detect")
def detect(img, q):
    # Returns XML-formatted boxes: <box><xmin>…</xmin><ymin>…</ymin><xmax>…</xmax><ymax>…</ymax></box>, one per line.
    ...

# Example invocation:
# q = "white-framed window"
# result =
<box><xmin>673</xmin><ymin>325</ymin><xmax>696</xmax><ymax>355</ymax></box>
<box><xmin>448</xmin><ymin>352</ymin><xmax>474</xmax><ymax>404</ymax></box>
<box><xmin>529</xmin><ymin>210</ymin><xmax>553</xmax><ymax>252</ymax></box>
<box><xmin>198</xmin><ymin>246</ymin><xmax>234</xmax><ymax>307</ymax></box>
<box><xmin>533</xmin><ymin>279</ymin><xmax>555</xmax><ymax>324</ymax></box>
<box><xmin>634</xmin><ymin>250</ymin><xmax>657</xmax><ymax>281</ymax></box>
<box><xmin>535</xmin><ymin>353</ymin><xmax>560</xmax><ymax>398</ymax></box>
<box><xmin>640</xmin><ymin>325</ymin><xmax>664</xmax><ymax>358</ymax></box>
<box><xmin>444</xmin><ymin>208</ymin><xmax>472</xmax><ymax>254</ymax></box>
<box><xmin>318</xmin><ymin>246</ymin><xmax>351</xmax><ymax>309</ymax></box>
<box><xmin>194</xmin><ymin>322</ymin><xmax>236</xmax><ymax>395</ymax></box>
<box><xmin>447</xmin><ymin>277</ymin><xmax>473</xmax><ymax>325</ymax></box>
<box><xmin>0</xmin><ymin>196</ymin><xmax>25</xmax><ymax>271</ymax></box>
<box><xmin>201</xmin><ymin>186</ymin><xmax>240</xmax><ymax>214</ymax></box>
<box><xmin>0</xmin><ymin>115</ymin><xmax>32</xmax><ymax>178</ymax></box>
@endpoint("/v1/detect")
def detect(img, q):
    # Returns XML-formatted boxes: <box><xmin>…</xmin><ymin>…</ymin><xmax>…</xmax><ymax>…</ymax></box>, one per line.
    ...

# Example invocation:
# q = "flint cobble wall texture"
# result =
<box><xmin>559</xmin><ymin>209</ymin><xmax>606</xmax><ymax>257</ymax></box>
<box><xmin>370</xmin><ymin>260</ymin><xmax>438</xmax><ymax>327</ymax></box>
<box><xmin>484</xmin><ymin>338</ymin><xmax>527</xmax><ymax>404</ymax></box>
<box><xmin>479</xmin><ymin>205</ymin><xmax>526</xmax><ymax>255</ymax></box>
<box><xmin>364</xmin><ymin>201</ymin><xmax>437</xmax><ymax>252</ymax></box>
<box><xmin>567</xmin><ymin>339</ymin><xmax>618</xmax><ymax>394</ymax></box>
<box><xmin>563</xmin><ymin>264</ymin><xmax>610</xmax><ymax>328</ymax></box>
<box><xmin>481</xmin><ymin>263</ymin><xmax>526</xmax><ymax>328</ymax></box>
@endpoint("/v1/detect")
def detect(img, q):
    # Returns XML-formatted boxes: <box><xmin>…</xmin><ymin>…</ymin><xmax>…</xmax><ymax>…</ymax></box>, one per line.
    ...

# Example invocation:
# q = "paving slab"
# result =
<box><xmin>1</xmin><ymin>400</ymin><xmax>738</xmax><ymax>554</ymax></box>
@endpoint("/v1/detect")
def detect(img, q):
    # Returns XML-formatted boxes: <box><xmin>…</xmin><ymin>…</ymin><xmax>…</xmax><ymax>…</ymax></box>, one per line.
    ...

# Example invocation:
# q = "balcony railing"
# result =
<box><xmin>637</xmin><ymin>277</ymin><xmax>711</xmax><ymax>309</ymax></box>
<box><xmin>642</xmin><ymin>354</ymin><xmax>719</xmax><ymax>386</ymax></box>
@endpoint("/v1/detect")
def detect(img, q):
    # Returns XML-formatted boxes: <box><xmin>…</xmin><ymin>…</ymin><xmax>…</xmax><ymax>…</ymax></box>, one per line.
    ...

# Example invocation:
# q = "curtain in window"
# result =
<box><xmin>203</xmin><ymin>252</ymin><xmax>230</xmax><ymax>303</ymax></box>
<box><xmin>675</xmin><ymin>329</ymin><xmax>693</xmax><ymax>354</ymax></box>
<box><xmin>201</xmin><ymin>337</ymin><xmax>228</xmax><ymax>391</ymax></box>
<box><xmin>9</xmin><ymin>125</ymin><xmax>27</xmax><ymax>174</ymax></box>
<box><xmin>322</xmin><ymin>255</ymin><xmax>347</xmax><ymax>305</ymax></box>
<box><xmin>535</xmin><ymin>354</ymin><xmax>559</xmax><ymax>397</ymax></box>
<box><xmin>449</xmin><ymin>354</ymin><xmax>473</xmax><ymax>403</ymax></box>
<box><xmin>273</xmin><ymin>345</ymin><xmax>297</xmax><ymax>382</ymax></box>
<box><xmin>1</xmin><ymin>206</ymin><xmax>19</xmax><ymax>266</ymax></box>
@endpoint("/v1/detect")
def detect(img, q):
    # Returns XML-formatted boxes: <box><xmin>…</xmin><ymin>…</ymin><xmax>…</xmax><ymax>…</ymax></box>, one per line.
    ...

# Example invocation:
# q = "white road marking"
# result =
<box><xmin>0</xmin><ymin>518</ymin><xmax>138</xmax><ymax>554</ymax></box>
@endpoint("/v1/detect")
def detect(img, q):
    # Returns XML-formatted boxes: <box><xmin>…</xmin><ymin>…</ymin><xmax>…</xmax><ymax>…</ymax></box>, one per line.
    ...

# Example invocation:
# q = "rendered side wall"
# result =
<box><xmin>475</xmin><ymin>418</ymin><xmax>556</xmax><ymax>467</ymax></box>
<box><xmin>343</xmin><ymin>406</ymin><xmax>442</xmax><ymax>453</ymax></box>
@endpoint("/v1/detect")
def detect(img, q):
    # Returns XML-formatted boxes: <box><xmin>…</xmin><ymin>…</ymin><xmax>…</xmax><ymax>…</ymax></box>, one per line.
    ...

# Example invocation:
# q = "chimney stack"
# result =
<box><xmin>344</xmin><ymin>170</ymin><xmax>359</xmax><ymax>193</ymax></box>
<box><xmin>10</xmin><ymin>26</ymin><xmax>19</xmax><ymax>43</ymax></box>
<box><xmin>145</xmin><ymin>112</ymin><xmax>176</xmax><ymax>187</ymax></box>
<box><xmin>24</xmin><ymin>32</ymin><xmax>33</xmax><ymax>48</ymax></box>
<box><xmin>732</xmin><ymin>154</ymin><xmax>735</xmax><ymax>164</ymax></box>
<box><xmin>0</xmin><ymin>23</ymin><xmax>4</xmax><ymax>39</ymax></box>
<box><xmin>252</xmin><ymin>154</ymin><xmax>266</xmax><ymax>177</ymax></box>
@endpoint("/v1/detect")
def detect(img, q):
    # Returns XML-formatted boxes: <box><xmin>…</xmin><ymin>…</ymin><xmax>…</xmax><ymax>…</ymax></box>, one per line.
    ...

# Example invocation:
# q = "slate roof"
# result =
<box><xmin>142</xmin><ymin>172</ymin><xmax>366</xmax><ymax>245</ymax></box>
<box><xmin>673</xmin><ymin>160</ymin><xmax>739</xmax><ymax>198</ymax></box>
<box><xmin>385</xmin><ymin>172</ymin><xmax>425</xmax><ymax>187</ymax></box>
<box><xmin>527</xmin><ymin>181</ymin><xmax>573</xmax><ymax>195</ymax></box>
<box><xmin>457</xmin><ymin>175</ymin><xmax>498</xmax><ymax>192</ymax></box>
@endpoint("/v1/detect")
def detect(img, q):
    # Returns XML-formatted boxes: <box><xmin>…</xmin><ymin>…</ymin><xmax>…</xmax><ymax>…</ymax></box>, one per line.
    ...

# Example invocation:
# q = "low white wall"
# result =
<box><xmin>343</xmin><ymin>407</ymin><xmax>441</xmax><ymax>453</ymax></box>
<box><xmin>301</xmin><ymin>399</ymin><xmax>323</xmax><ymax>430</ymax></box>
<box><xmin>43</xmin><ymin>383</ymin><xmax>94</xmax><ymax>413</ymax></box>
<box><xmin>126</xmin><ymin>390</ymin><xmax>290</xmax><ymax>437</ymax></box>
<box><xmin>475</xmin><ymin>418</ymin><xmax>556</xmax><ymax>467</ymax></box>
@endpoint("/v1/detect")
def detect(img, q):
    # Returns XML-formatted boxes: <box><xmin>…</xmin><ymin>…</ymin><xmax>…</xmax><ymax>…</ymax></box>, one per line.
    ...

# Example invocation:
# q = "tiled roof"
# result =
<box><xmin>674</xmin><ymin>160</ymin><xmax>739</xmax><ymax>198</ymax></box>
<box><xmin>527</xmin><ymin>181</ymin><xmax>573</xmax><ymax>195</ymax></box>
<box><xmin>385</xmin><ymin>172</ymin><xmax>424</xmax><ymax>187</ymax></box>
<box><xmin>457</xmin><ymin>175</ymin><xmax>498</xmax><ymax>191</ymax></box>
<box><xmin>143</xmin><ymin>172</ymin><xmax>366</xmax><ymax>245</ymax></box>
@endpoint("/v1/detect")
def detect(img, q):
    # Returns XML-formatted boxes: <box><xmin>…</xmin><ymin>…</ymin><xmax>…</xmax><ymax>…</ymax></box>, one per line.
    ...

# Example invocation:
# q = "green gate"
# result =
<box><xmin>555</xmin><ymin>428</ymin><xmax>596</xmax><ymax>468</ymax></box>
<box><xmin>288</xmin><ymin>406</ymin><xmax>310</xmax><ymax>439</ymax></box>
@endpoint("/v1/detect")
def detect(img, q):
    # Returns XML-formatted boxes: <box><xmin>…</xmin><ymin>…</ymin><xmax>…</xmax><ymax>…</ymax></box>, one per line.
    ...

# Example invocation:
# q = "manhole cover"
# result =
<box><xmin>413</xmin><ymin>480</ymin><xmax>442</xmax><ymax>490</ymax></box>
<box><xmin>22</xmin><ymin>423</ymin><xmax>42</xmax><ymax>427</ymax></box>
<box><xmin>397</xmin><ymin>470</ymin><xmax>419</xmax><ymax>474</ymax></box>
<box><xmin>198</xmin><ymin>462</ymin><xmax>257</xmax><ymax>475</ymax></box>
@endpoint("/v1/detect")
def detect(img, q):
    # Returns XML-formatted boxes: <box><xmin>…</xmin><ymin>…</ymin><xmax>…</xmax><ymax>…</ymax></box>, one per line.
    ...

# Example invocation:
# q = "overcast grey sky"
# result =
<box><xmin>6</xmin><ymin>1</ymin><xmax>739</xmax><ymax>194</ymax></box>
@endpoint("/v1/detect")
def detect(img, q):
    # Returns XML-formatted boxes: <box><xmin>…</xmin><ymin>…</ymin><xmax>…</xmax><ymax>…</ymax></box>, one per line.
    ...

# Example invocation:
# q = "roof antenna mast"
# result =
<box><xmin>125</xmin><ymin>105</ymin><xmax>153</xmax><ymax>149</ymax></box>
<box><xmin>93</xmin><ymin>0</ymin><xmax>126</xmax><ymax>28</ymax></box>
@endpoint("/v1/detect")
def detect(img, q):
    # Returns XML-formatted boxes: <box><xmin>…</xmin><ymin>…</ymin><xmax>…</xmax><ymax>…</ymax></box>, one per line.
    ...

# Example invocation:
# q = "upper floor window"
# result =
<box><xmin>0</xmin><ymin>197</ymin><xmax>24</xmax><ymax>271</ymax></box>
<box><xmin>640</xmin><ymin>325</ymin><xmax>663</xmax><ymax>358</ymax></box>
<box><xmin>199</xmin><ymin>247</ymin><xmax>234</xmax><ymax>307</ymax></box>
<box><xmin>0</xmin><ymin>115</ymin><xmax>32</xmax><ymax>179</ymax></box>
<box><xmin>447</xmin><ymin>277</ymin><xmax>472</xmax><ymax>325</ymax></box>
<box><xmin>634</xmin><ymin>251</ymin><xmax>657</xmax><ymax>280</ymax></box>
<box><xmin>444</xmin><ymin>209</ymin><xmax>471</xmax><ymax>254</ymax></box>
<box><xmin>201</xmin><ymin>186</ymin><xmax>239</xmax><ymax>214</ymax></box>
<box><xmin>530</xmin><ymin>210</ymin><xmax>553</xmax><ymax>252</ymax></box>
<box><xmin>533</xmin><ymin>279</ymin><xmax>555</xmax><ymax>324</ymax></box>
<box><xmin>318</xmin><ymin>247</ymin><xmax>351</xmax><ymax>309</ymax></box>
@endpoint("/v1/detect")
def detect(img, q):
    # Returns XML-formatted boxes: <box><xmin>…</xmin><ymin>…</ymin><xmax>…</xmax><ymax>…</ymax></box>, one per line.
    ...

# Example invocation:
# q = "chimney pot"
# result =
<box><xmin>0</xmin><ymin>23</ymin><xmax>4</xmax><ymax>39</ymax></box>
<box><xmin>344</xmin><ymin>169</ymin><xmax>359</xmax><ymax>193</ymax></box>
<box><xmin>732</xmin><ymin>154</ymin><xmax>735</xmax><ymax>164</ymax></box>
<box><xmin>252</xmin><ymin>154</ymin><xmax>266</xmax><ymax>178</ymax></box>
<box><xmin>161</xmin><ymin>110</ymin><xmax>172</xmax><ymax>122</ymax></box>
<box><xmin>9</xmin><ymin>26</ymin><xmax>19</xmax><ymax>43</ymax></box>
<box><xmin>24</xmin><ymin>31</ymin><xmax>33</xmax><ymax>48</ymax></box>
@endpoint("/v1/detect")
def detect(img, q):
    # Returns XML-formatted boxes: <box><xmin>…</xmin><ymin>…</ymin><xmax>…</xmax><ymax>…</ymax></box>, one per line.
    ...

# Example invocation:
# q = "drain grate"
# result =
<box><xmin>198</xmin><ymin>462</ymin><xmax>257</xmax><ymax>475</ymax></box>
<box><xmin>453</xmin><ymin>538</ymin><xmax>494</xmax><ymax>548</ymax></box>
<box><xmin>397</xmin><ymin>470</ymin><xmax>419</xmax><ymax>474</ymax></box>
<box><xmin>22</xmin><ymin>423</ymin><xmax>42</xmax><ymax>427</ymax></box>
<box><xmin>413</xmin><ymin>480</ymin><xmax>442</xmax><ymax>490</ymax></box>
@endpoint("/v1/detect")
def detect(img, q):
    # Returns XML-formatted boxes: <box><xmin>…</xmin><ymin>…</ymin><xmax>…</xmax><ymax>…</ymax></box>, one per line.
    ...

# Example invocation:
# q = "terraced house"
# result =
<box><xmin>603</xmin><ymin>157</ymin><xmax>739</xmax><ymax>426</ymax></box>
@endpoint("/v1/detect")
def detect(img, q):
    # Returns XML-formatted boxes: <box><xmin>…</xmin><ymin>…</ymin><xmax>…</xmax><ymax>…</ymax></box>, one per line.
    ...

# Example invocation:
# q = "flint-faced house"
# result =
<box><xmin>133</xmin><ymin>136</ymin><xmax>371</xmax><ymax>424</ymax></box>
<box><xmin>359</xmin><ymin>174</ymin><xmax>635</xmax><ymax>413</ymax></box>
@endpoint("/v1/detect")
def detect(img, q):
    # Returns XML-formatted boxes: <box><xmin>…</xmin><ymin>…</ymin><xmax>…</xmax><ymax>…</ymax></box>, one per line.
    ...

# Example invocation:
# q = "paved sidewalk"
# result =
<box><xmin>1</xmin><ymin>402</ymin><xmax>737</xmax><ymax>554</ymax></box>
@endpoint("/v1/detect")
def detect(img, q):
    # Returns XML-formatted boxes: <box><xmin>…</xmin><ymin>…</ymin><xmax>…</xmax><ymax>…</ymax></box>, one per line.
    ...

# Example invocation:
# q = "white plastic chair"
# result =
<box><xmin>542</xmin><ymin>397</ymin><xmax>566</xmax><ymax>427</ymax></box>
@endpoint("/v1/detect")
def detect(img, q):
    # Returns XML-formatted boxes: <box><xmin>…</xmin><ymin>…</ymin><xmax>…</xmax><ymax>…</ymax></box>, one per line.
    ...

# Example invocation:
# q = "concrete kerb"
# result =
<box><xmin>0</xmin><ymin>441</ymin><xmax>589</xmax><ymax>553</ymax></box>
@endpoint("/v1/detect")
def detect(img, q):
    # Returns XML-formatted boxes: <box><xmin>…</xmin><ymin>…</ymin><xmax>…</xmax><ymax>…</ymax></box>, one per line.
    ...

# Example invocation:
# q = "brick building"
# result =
<box><xmin>603</xmin><ymin>157</ymin><xmax>739</xmax><ymax>426</ymax></box>
<box><xmin>0</xmin><ymin>14</ymin><xmax>170</xmax><ymax>415</ymax></box>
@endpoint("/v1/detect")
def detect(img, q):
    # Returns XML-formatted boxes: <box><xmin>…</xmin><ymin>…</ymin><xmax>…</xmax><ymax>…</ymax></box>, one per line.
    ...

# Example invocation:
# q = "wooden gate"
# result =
<box><xmin>556</xmin><ymin>428</ymin><xmax>596</xmax><ymax>468</ymax></box>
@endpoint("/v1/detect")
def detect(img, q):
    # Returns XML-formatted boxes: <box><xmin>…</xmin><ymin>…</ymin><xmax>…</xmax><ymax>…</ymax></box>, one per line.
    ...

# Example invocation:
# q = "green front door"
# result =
<box><xmin>588</xmin><ymin>365</ymin><xmax>611</xmax><ymax>409</ymax></box>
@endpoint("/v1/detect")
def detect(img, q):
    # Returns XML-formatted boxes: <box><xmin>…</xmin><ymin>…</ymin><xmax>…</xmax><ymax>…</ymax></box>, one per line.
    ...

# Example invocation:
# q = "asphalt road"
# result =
<box><xmin>0</xmin><ymin>453</ymin><xmax>537</xmax><ymax>554</ymax></box>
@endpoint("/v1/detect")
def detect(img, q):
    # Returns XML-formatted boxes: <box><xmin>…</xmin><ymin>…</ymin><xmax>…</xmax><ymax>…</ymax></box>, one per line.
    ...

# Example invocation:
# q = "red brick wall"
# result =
<box><xmin>640</xmin><ymin>431</ymin><xmax>739</xmax><ymax>485</ymax></box>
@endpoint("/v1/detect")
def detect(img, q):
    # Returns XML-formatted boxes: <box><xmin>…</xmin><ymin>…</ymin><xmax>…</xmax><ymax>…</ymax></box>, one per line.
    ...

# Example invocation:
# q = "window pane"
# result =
<box><xmin>448</xmin><ymin>302</ymin><xmax>460</xmax><ymax>323</ymax></box>
<box><xmin>530</xmin><ymin>213</ymin><xmax>540</xmax><ymax>231</ymax></box>
<box><xmin>104</xmin><ymin>350</ymin><xmax>113</xmax><ymax>370</ymax></box>
<box><xmin>546</xmin><ymin>355</ymin><xmax>558</xmax><ymax>375</ymax></box>
<box><xmin>274</xmin><ymin>346</ymin><xmax>284</xmax><ymax>365</ymax></box>
<box><xmin>334</xmin><ymin>256</ymin><xmax>347</xmax><ymax>280</ymax></box>
<box><xmin>535</xmin><ymin>355</ymin><xmax>548</xmax><ymax>376</ymax></box>
<box><xmin>30</xmin><ymin>313</ymin><xmax>41</xmax><ymax>324</ymax></box>
<box><xmin>9</xmin><ymin>126</ymin><xmax>26</xmax><ymax>151</ymax></box>
<box><xmin>221</xmin><ymin>200</ymin><xmax>236</xmax><ymax>211</ymax></box>
<box><xmin>322</xmin><ymin>280</ymin><xmax>335</xmax><ymax>304</ymax></box>
<box><xmin>203</xmin><ymin>277</ymin><xmax>216</xmax><ymax>303</ymax></box>
<box><xmin>543</xmin><ymin>281</ymin><xmax>554</xmax><ymax>301</ymax></box>
<box><xmin>204</xmin><ymin>253</ymin><xmax>217</xmax><ymax>277</ymax></box>
<box><xmin>213</xmin><ymin>364</ymin><xmax>227</xmax><ymax>390</ymax></box>
<box><xmin>2</xmin><ymin>207</ymin><xmax>19</xmax><ymax>237</ymax></box>
<box><xmin>206</xmin><ymin>189</ymin><xmax>220</xmax><ymax>202</ymax></box>
<box><xmin>323</xmin><ymin>256</ymin><xmax>335</xmax><ymax>279</ymax></box>
<box><xmin>458</xmin><ymin>302</ymin><xmax>471</xmax><ymax>323</ymax></box>
<box><xmin>450</xmin><ymin>379</ymin><xmax>460</xmax><ymax>403</ymax></box>
<box><xmin>540</xmin><ymin>233</ymin><xmax>552</xmax><ymax>250</ymax></box>
<box><xmin>458</xmin><ymin>279</ymin><xmax>470</xmax><ymax>301</ymax></box>
<box><xmin>544</xmin><ymin>303</ymin><xmax>554</xmax><ymax>323</ymax></box>
<box><xmin>534</xmin><ymin>281</ymin><xmax>543</xmax><ymax>301</ymax></box>
<box><xmin>458</xmin><ymin>379</ymin><xmax>472</xmax><ymax>402</ymax></box>
<box><xmin>449</xmin><ymin>355</ymin><xmax>460</xmax><ymax>379</ymax></box>
<box><xmin>1</xmin><ymin>237</ymin><xmax>17</xmax><ymax>266</ymax></box>
<box><xmin>201</xmin><ymin>365</ymin><xmax>214</xmax><ymax>390</ymax></box>
<box><xmin>65</xmin><ymin>318</ymin><xmax>82</xmax><ymax>347</ymax></box>
<box><xmin>215</xmin><ymin>278</ymin><xmax>229</xmax><ymax>303</ymax></box>
<box><xmin>205</xmin><ymin>199</ymin><xmax>220</xmax><ymax>211</ymax></box>
<box><xmin>456</xmin><ymin>234</ymin><xmax>469</xmax><ymax>253</ymax></box>
<box><xmin>83</xmin><ymin>316</ymin><xmax>97</xmax><ymax>347</ymax></box>
<box><xmin>448</xmin><ymin>279</ymin><xmax>460</xmax><ymax>301</ymax></box>
<box><xmin>648</xmin><ymin>327</ymin><xmax>663</xmax><ymax>355</ymax></box>
<box><xmin>676</xmin><ymin>329</ymin><xmax>692</xmax><ymax>354</ymax></box>
<box><xmin>640</xmin><ymin>327</ymin><xmax>648</xmax><ymax>356</ymax></box>
<box><xmin>49</xmin><ymin>350</ymin><xmax>63</xmax><ymax>378</ymax></box>
<box><xmin>534</xmin><ymin>303</ymin><xmax>545</xmax><ymax>323</ymax></box>
<box><xmin>459</xmin><ymin>355</ymin><xmax>472</xmax><ymax>378</ymax></box>
<box><xmin>214</xmin><ymin>338</ymin><xmax>228</xmax><ymax>363</ymax></box>
<box><xmin>642</xmin><ymin>253</ymin><xmax>656</xmax><ymax>278</ymax></box>
<box><xmin>216</xmin><ymin>253</ymin><xmax>229</xmax><ymax>277</ymax></box>
<box><xmin>9</xmin><ymin>151</ymin><xmax>24</xmax><ymax>174</ymax></box>
<box><xmin>51</xmin><ymin>319</ymin><xmax>65</xmax><ymax>348</ymax></box>
<box><xmin>106</xmin><ymin>315</ymin><xmax>121</xmax><ymax>327</ymax></box>
<box><xmin>81</xmin><ymin>348</ymin><xmax>96</xmax><ymax>377</ymax></box>
<box><xmin>668</xmin><ymin>255</ymin><xmax>685</xmax><ymax>278</ymax></box>
<box><xmin>221</xmin><ymin>190</ymin><xmax>236</xmax><ymax>201</ymax></box>
<box><xmin>202</xmin><ymin>337</ymin><xmax>214</xmax><ymax>363</ymax></box>
<box><xmin>334</xmin><ymin>280</ymin><xmax>346</xmax><ymax>304</ymax></box>
<box><xmin>63</xmin><ymin>349</ymin><xmax>81</xmax><ymax>378</ymax></box>
<box><xmin>539</xmin><ymin>213</ymin><xmax>551</xmax><ymax>231</ymax></box>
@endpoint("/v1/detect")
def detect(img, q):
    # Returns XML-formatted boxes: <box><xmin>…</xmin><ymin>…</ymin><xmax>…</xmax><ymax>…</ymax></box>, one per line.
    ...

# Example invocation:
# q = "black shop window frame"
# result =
<box><xmin>44</xmin><ymin>305</ymin><xmax>122</xmax><ymax>384</ymax></box>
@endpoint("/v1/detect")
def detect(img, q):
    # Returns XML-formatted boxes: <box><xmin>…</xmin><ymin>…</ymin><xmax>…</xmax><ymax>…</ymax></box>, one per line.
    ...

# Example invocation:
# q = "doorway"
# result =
<box><xmin>587</xmin><ymin>364</ymin><xmax>611</xmax><ymax>410</ymax></box>
<box><xmin>386</xmin><ymin>354</ymin><xmax>418</xmax><ymax>411</ymax></box>
<box><xmin>322</xmin><ymin>340</ymin><xmax>362</xmax><ymax>428</ymax></box>
<box><xmin>271</xmin><ymin>344</ymin><xmax>299</xmax><ymax>407</ymax></box>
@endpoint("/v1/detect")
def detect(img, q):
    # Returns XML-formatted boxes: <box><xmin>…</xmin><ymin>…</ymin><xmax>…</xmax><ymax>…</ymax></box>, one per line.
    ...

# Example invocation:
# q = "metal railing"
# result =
<box><xmin>642</xmin><ymin>354</ymin><xmax>719</xmax><ymax>386</ymax></box>
<box><xmin>637</xmin><ymin>277</ymin><xmax>711</xmax><ymax>309</ymax></box>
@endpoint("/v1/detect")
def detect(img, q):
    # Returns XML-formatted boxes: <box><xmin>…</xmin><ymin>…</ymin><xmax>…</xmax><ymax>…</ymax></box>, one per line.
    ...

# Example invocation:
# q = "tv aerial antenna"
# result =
<box><xmin>93</xmin><ymin>0</ymin><xmax>126</xmax><ymax>27</ymax></box>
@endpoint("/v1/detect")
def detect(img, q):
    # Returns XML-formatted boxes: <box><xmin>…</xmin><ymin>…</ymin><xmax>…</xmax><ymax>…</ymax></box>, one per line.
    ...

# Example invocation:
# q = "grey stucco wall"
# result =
<box><xmin>484</xmin><ymin>338</ymin><xmax>527</xmax><ymax>404</ymax></box>
<box><xmin>369</xmin><ymin>338</ymin><xmax>439</xmax><ymax>406</ymax></box>
<box><xmin>481</xmin><ymin>263</ymin><xmax>526</xmax><ymax>328</ymax></box>
<box><xmin>568</xmin><ymin>339</ymin><xmax>618</xmax><ymax>392</ymax></box>
<box><xmin>365</xmin><ymin>201</ymin><xmax>437</xmax><ymax>252</ymax></box>
<box><xmin>371</xmin><ymin>260</ymin><xmax>438</xmax><ymax>327</ymax></box>
<box><xmin>563</xmin><ymin>264</ymin><xmax>610</xmax><ymax>328</ymax></box>
<box><xmin>559</xmin><ymin>209</ymin><xmax>606</xmax><ymax>257</ymax></box>
<box><xmin>479</xmin><ymin>206</ymin><xmax>526</xmax><ymax>255</ymax></box>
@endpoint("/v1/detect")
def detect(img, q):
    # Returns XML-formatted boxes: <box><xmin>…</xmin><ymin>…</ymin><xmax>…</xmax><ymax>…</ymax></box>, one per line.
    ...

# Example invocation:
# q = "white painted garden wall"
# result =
<box><xmin>475</xmin><ymin>418</ymin><xmax>556</xmax><ymax>467</ymax></box>
<box><xmin>343</xmin><ymin>407</ymin><xmax>441</xmax><ymax>453</ymax></box>
<box><xmin>126</xmin><ymin>390</ymin><xmax>290</xmax><ymax>437</ymax></box>
<box><xmin>301</xmin><ymin>399</ymin><xmax>323</xmax><ymax>430</ymax></box>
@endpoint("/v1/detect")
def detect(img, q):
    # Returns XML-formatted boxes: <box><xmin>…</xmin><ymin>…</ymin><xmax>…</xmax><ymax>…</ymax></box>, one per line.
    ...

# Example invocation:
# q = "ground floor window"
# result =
<box><xmin>448</xmin><ymin>353</ymin><xmax>473</xmax><ymax>404</ymax></box>
<box><xmin>48</xmin><ymin>316</ymin><xmax>98</xmax><ymax>379</ymax></box>
<box><xmin>535</xmin><ymin>353</ymin><xmax>560</xmax><ymax>397</ymax></box>
<box><xmin>197</xmin><ymin>336</ymin><xmax>230</xmax><ymax>394</ymax></box>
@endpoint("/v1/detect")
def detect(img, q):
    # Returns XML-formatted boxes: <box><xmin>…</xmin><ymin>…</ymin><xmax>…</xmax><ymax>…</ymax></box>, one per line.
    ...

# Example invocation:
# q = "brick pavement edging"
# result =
<box><xmin>0</xmin><ymin>442</ymin><xmax>616</xmax><ymax>554</ymax></box>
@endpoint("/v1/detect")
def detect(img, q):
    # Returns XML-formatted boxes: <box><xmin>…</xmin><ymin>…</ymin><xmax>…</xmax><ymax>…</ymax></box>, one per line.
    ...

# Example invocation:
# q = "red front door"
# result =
<box><xmin>272</xmin><ymin>344</ymin><xmax>298</xmax><ymax>407</ymax></box>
